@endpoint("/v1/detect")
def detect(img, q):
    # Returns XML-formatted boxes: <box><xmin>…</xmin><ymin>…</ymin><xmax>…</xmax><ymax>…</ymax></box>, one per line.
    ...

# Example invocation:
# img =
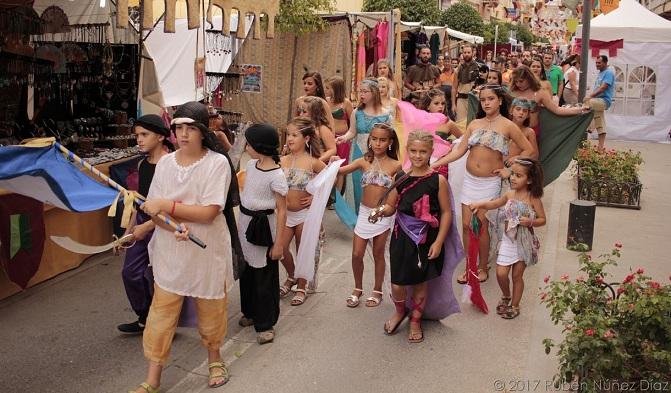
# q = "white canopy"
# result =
<box><xmin>576</xmin><ymin>0</ymin><xmax>671</xmax><ymax>43</ymax></box>
<box><xmin>400</xmin><ymin>21</ymin><xmax>484</xmax><ymax>44</ymax></box>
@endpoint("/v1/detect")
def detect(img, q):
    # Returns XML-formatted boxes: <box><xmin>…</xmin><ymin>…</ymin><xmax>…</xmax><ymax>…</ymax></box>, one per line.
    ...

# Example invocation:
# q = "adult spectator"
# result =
<box><xmin>451</xmin><ymin>44</ymin><xmax>479</xmax><ymax>121</ymax></box>
<box><xmin>404</xmin><ymin>45</ymin><xmax>441</xmax><ymax>93</ymax></box>
<box><xmin>562</xmin><ymin>55</ymin><xmax>580</xmax><ymax>105</ymax></box>
<box><xmin>543</xmin><ymin>52</ymin><xmax>564</xmax><ymax>97</ymax></box>
<box><xmin>522</xmin><ymin>50</ymin><xmax>532</xmax><ymax>64</ymax></box>
<box><xmin>509</xmin><ymin>52</ymin><xmax>520</xmax><ymax>68</ymax></box>
<box><xmin>584</xmin><ymin>55</ymin><xmax>615</xmax><ymax>151</ymax></box>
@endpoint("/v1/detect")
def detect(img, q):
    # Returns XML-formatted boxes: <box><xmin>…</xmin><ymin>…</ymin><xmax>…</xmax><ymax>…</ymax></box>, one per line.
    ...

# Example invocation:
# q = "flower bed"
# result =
<box><xmin>574</xmin><ymin>144</ymin><xmax>643</xmax><ymax>210</ymax></box>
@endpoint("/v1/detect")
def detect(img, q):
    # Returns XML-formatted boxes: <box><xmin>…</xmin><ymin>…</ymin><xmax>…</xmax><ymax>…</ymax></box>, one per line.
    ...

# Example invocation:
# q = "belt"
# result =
<box><xmin>240</xmin><ymin>205</ymin><xmax>274</xmax><ymax>247</ymax></box>
<box><xmin>240</xmin><ymin>205</ymin><xmax>274</xmax><ymax>217</ymax></box>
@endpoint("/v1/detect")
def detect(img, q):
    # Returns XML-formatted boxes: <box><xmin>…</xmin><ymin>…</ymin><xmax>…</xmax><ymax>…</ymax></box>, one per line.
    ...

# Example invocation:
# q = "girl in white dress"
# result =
<box><xmin>130</xmin><ymin>101</ymin><xmax>239</xmax><ymax>393</ymax></box>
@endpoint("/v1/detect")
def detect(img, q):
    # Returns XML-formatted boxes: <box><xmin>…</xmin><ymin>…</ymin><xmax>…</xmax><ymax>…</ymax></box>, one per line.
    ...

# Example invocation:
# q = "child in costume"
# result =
<box><xmin>129</xmin><ymin>101</ymin><xmax>240</xmax><ymax>393</ymax></box>
<box><xmin>237</xmin><ymin>124</ymin><xmax>288</xmax><ymax>344</ymax></box>
<box><xmin>279</xmin><ymin>118</ymin><xmax>325</xmax><ymax>306</ymax></box>
<box><xmin>370</xmin><ymin>131</ymin><xmax>464</xmax><ymax>343</ymax></box>
<box><xmin>118</xmin><ymin>115</ymin><xmax>173</xmax><ymax>334</ymax></box>
<box><xmin>332</xmin><ymin>123</ymin><xmax>401</xmax><ymax>308</ymax></box>
<box><xmin>469</xmin><ymin>158</ymin><xmax>545</xmax><ymax>319</ymax></box>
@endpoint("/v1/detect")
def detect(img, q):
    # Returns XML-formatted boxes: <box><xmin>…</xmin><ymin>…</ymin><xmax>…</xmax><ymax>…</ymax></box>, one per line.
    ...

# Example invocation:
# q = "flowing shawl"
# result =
<box><xmin>463</xmin><ymin>215</ymin><xmax>489</xmax><ymax>314</ymax></box>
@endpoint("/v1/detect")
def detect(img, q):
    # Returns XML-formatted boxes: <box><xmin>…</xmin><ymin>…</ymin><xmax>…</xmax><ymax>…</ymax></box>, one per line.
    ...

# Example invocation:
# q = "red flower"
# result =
<box><xmin>585</xmin><ymin>329</ymin><xmax>595</xmax><ymax>336</ymax></box>
<box><xmin>540</xmin><ymin>292</ymin><xmax>547</xmax><ymax>300</ymax></box>
<box><xmin>636</xmin><ymin>267</ymin><xmax>644</xmax><ymax>275</ymax></box>
<box><xmin>561</xmin><ymin>274</ymin><xmax>569</xmax><ymax>281</ymax></box>
<box><xmin>623</xmin><ymin>274</ymin><xmax>635</xmax><ymax>284</ymax></box>
<box><xmin>595</xmin><ymin>276</ymin><xmax>604</xmax><ymax>284</ymax></box>
<box><xmin>614</xmin><ymin>242</ymin><xmax>623</xmax><ymax>249</ymax></box>
<box><xmin>576</xmin><ymin>275</ymin><xmax>585</xmax><ymax>282</ymax></box>
<box><xmin>648</xmin><ymin>281</ymin><xmax>661</xmax><ymax>289</ymax></box>
<box><xmin>603</xmin><ymin>330</ymin><xmax>614</xmax><ymax>339</ymax></box>
<box><xmin>544</xmin><ymin>275</ymin><xmax>550</xmax><ymax>283</ymax></box>
<box><xmin>617</xmin><ymin>287</ymin><xmax>625</xmax><ymax>295</ymax></box>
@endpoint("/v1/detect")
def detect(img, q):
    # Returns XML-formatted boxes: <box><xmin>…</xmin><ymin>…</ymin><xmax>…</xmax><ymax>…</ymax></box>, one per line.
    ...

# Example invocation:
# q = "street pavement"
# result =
<box><xmin>1</xmin><ymin>141</ymin><xmax>669</xmax><ymax>393</ymax></box>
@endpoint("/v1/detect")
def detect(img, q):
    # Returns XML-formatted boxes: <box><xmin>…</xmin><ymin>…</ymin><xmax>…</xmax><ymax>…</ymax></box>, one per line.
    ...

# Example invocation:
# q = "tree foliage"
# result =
<box><xmin>275</xmin><ymin>0</ymin><xmax>335</xmax><ymax>34</ymax></box>
<box><xmin>440</xmin><ymin>1</ymin><xmax>485</xmax><ymax>37</ymax></box>
<box><xmin>362</xmin><ymin>0</ymin><xmax>442</xmax><ymax>25</ymax></box>
<box><xmin>483</xmin><ymin>21</ymin><xmax>544</xmax><ymax>46</ymax></box>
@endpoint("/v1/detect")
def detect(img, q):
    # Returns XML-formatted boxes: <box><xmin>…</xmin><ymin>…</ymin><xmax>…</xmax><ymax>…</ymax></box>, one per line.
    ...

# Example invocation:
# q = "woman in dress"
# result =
<box><xmin>325</xmin><ymin>75</ymin><xmax>354</xmax><ymax>193</ymax></box>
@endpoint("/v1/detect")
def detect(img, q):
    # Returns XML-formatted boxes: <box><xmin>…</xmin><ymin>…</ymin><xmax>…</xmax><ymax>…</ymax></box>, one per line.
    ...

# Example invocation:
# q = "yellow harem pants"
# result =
<box><xmin>143</xmin><ymin>285</ymin><xmax>228</xmax><ymax>365</ymax></box>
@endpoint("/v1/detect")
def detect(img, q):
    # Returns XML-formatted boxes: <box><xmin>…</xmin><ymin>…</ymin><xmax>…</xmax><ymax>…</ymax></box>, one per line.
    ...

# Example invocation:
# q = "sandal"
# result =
<box><xmin>456</xmin><ymin>270</ymin><xmax>467</xmax><ymax>284</ymax></box>
<box><xmin>478</xmin><ymin>267</ymin><xmax>490</xmax><ymax>283</ymax></box>
<box><xmin>346</xmin><ymin>288</ymin><xmax>363</xmax><ymax>308</ymax></box>
<box><xmin>290</xmin><ymin>288</ymin><xmax>307</xmax><ymax>306</ymax></box>
<box><xmin>128</xmin><ymin>382</ymin><xmax>159</xmax><ymax>393</ymax></box>
<box><xmin>496</xmin><ymin>297</ymin><xmax>512</xmax><ymax>315</ymax></box>
<box><xmin>502</xmin><ymin>305</ymin><xmax>520</xmax><ymax>319</ymax></box>
<box><xmin>365</xmin><ymin>290</ymin><xmax>384</xmax><ymax>307</ymax></box>
<box><xmin>257</xmin><ymin>330</ymin><xmax>275</xmax><ymax>345</ymax></box>
<box><xmin>408</xmin><ymin>298</ymin><xmax>425</xmax><ymax>343</ymax></box>
<box><xmin>384</xmin><ymin>296</ymin><xmax>408</xmax><ymax>335</ymax></box>
<box><xmin>207</xmin><ymin>361</ymin><xmax>230</xmax><ymax>388</ymax></box>
<box><xmin>279</xmin><ymin>277</ymin><xmax>296</xmax><ymax>298</ymax></box>
<box><xmin>238</xmin><ymin>316</ymin><xmax>254</xmax><ymax>327</ymax></box>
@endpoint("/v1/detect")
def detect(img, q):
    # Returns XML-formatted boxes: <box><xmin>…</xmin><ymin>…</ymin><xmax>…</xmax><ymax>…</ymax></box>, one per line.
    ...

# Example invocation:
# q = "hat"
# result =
<box><xmin>171</xmin><ymin>101</ymin><xmax>210</xmax><ymax>135</ymax></box>
<box><xmin>245</xmin><ymin>123</ymin><xmax>280</xmax><ymax>157</ymax></box>
<box><xmin>134</xmin><ymin>114</ymin><xmax>170</xmax><ymax>137</ymax></box>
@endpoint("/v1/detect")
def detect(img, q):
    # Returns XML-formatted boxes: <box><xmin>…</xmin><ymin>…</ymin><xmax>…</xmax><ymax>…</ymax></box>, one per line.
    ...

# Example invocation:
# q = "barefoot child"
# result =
<box><xmin>469</xmin><ymin>158</ymin><xmax>545</xmax><ymax>319</ymax></box>
<box><xmin>279</xmin><ymin>118</ymin><xmax>326</xmax><ymax>306</ymax></box>
<box><xmin>370</xmin><ymin>131</ymin><xmax>463</xmax><ymax>343</ymax></box>
<box><xmin>332</xmin><ymin>123</ymin><xmax>401</xmax><ymax>308</ymax></box>
<box><xmin>237</xmin><ymin>124</ymin><xmax>288</xmax><ymax>344</ymax></box>
<box><xmin>130</xmin><ymin>101</ymin><xmax>239</xmax><ymax>393</ymax></box>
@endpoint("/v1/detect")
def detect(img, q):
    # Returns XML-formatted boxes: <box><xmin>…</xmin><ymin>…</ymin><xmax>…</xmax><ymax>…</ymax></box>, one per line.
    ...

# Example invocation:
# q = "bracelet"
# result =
<box><xmin>170</xmin><ymin>201</ymin><xmax>176</xmax><ymax>216</ymax></box>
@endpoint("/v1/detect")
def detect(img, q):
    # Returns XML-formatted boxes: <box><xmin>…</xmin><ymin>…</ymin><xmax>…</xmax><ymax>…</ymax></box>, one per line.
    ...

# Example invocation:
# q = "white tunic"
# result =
<box><xmin>147</xmin><ymin>150</ymin><xmax>233</xmax><ymax>299</ymax></box>
<box><xmin>238</xmin><ymin>159</ymin><xmax>288</xmax><ymax>268</ymax></box>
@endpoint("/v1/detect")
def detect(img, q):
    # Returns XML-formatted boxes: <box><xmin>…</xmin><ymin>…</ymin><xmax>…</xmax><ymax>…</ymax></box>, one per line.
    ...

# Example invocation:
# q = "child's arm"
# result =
<box><xmin>312</xmin><ymin>158</ymin><xmax>327</xmax><ymax>173</ymax></box>
<box><xmin>431</xmin><ymin>126</ymin><xmax>471</xmax><ymax>167</ymax></box>
<box><xmin>507</xmin><ymin>122</ymin><xmax>534</xmax><ymax>160</ymax></box>
<box><xmin>334</xmin><ymin>157</ymin><xmax>363</xmax><ymax>175</ymax></box>
<box><xmin>369</xmin><ymin>188</ymin><xmax>399</xmax><ymax>221</ymax></box>
<box><xmin>143</xmin><ymin>199</ymin><xmax>221</xmax><ymax>224</ymax></box>
<box><xmin>428</xmin><ymin>175</ymin><xmax>451</xmax><ymax>259</ymax></box>
<box><xmin>469</xmin><ymin>192</ymin><xmax>510</xmax><ymax>213</ymax></box>
<box><xmin>269</xmin><ymin>191</ymin><xmax>287</xmax><ymax>260</ymax></box>
<box><xmin>520</xmin><ymin>197</ymin><xmax>546</xmax><ymax>228</ymax></box>
<box><xmin>318</xmin><ymin>125</ymin><xmax>337</xmax><ymax>163</ymax></box>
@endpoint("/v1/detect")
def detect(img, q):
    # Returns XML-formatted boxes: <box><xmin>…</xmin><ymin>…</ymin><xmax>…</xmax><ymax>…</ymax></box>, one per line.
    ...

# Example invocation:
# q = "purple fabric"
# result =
<box><xmin>397</xmin><ymin>183</ymin><xmax>465</xmax><ymax>320</ymax></box>
<box><xmin>122</xmin><ymin>211</ymin><xmax>197</xmax><ymax>328</ymax></box>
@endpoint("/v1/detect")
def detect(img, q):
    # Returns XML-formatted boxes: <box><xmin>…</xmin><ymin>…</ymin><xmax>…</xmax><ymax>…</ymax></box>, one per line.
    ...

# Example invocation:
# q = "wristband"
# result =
<box><xmin>170</xmin><ymin>201</ymin><xmax>176</xmax><ymax>216</ymax></box>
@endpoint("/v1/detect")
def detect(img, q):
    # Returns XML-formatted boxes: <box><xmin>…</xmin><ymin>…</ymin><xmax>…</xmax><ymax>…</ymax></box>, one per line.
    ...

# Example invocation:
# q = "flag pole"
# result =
<box><xmin>53</xmin><ymin>142</ymin><xmax>207</xmax><ymax>249</ymax></box>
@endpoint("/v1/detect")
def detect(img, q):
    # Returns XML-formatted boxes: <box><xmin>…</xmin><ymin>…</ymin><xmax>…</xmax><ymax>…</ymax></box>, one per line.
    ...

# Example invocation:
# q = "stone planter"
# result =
<box><xmin>576</xmin><ymin>167</ymin><xmax>642</xmax><ymax>210</ymax></box>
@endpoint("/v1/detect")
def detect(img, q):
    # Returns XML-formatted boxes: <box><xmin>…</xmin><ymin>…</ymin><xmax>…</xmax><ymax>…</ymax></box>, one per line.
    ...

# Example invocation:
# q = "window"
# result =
<box><xmin>608</xmin><ymin>64</ymin><xmax>656</xmax><ymax>116</ymax></box>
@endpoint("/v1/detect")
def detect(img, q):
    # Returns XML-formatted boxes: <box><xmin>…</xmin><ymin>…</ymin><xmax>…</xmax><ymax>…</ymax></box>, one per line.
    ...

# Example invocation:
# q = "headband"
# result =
<box><xmin>361</xmin><ymin>79</ymin><xmax>379</xmax><ymax>87</ymax></box>
<box><xmin>512</xmin><ymin>98</ymin><xmax>531</xmax><ymax>109</ymax></box>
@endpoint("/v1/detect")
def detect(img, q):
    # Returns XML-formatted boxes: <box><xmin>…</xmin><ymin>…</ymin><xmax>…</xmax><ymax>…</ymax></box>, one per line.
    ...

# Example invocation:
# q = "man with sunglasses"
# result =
<box><xmin>451</xmin><ymin>44</ymin><xmax>479</xmax><ymax>121</ymax></box>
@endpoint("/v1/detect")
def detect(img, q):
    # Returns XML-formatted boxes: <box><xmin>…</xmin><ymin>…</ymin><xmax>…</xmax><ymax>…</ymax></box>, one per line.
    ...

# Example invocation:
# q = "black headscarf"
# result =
<box><xmin>171</xmin><ymin>101</ymin><xmax>245</xmax><ymax>279</ymax></box>
<box><xmin>134</xmin><ymin>114</ymin><xmax>174</xmax><ymax>151</ymax></box>
<box><xmin>244</xmin><ymin>123</ymin><xmax>280</xmax><ymax>164</ymax></box>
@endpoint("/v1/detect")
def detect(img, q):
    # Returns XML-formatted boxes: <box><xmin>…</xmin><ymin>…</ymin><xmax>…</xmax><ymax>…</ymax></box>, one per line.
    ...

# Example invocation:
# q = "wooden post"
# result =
<box><xmin>567</xmin><ymin>200</ymin><xmax>596</xmax><ymax>251</ymax></box>
<box><xmin>393</xmin><ymin>8</ymin><xmax>402</xmax><ymax>93</ymax></box>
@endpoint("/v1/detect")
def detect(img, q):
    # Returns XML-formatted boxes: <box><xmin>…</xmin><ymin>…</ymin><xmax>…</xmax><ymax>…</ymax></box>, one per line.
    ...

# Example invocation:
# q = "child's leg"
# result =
<box><xmin>367</xmin><ymin>230</ymin><xmax>390</xmax><ymax>306</ymax></box>
<box><xmin>496</xmin><ymin>264</ymin><xmax>512</xmax><ymax>298</ymax></box>
<box><xmin>238</xmin><ymin>259</ymin><xmax>255</xmax><ymax>321</ymax></box>
<box><xmin>384</xmin><ymin>284</ymin><xmax>408</xmax><ymax>334</ymax></box>
<box><xmin>457</xmin><ymin>204</ymin><xmax>473</xmax><ymax>282</ymax></box>
<box><xmin>347</xmin><ymin>234</ymin><xmax>367</xmax><ymax>306</ymax></box>
<box><xmin>280</xmin><ymin>226</ymin><xmax>296</xmax><ymax>297</ymax></box>
<box><xmin>510</xmin><ymin>261</ymin><xmax>527</xmax><ymax>308</ymax></box>
<box><xmin>409</xmin><ymin>282</ymin><xmax>428</xmax><ymax>343</ymax></box>
<box><xmin>251</xmin><ymin>259</ymin><xmax>280</xmax><ymax>333</ymax></box>
<box><xmin>194</xmin><ymin>296</ymin><xmax>229</xmax><ymax>387</ymax></box>
<box><xmin>477</xmin><ymin>210</ymin><xmax>491</xmax><ymax>281</ymax></box>
<box><xmin>291</xmin><ymin>224</ymin><xmax>308</xmax><ymax>306</ymax></box>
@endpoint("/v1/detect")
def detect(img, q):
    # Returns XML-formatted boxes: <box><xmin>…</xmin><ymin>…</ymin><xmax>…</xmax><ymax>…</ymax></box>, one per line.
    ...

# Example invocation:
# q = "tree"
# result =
<box><xmin>274</xmin><ymin>0</ymin><xmax>335</xmax><ymax>34</ymax></box>
<box><xmin>363</xmin><ymin>0</ymin><xmax>442</xmax><ymax>25</ymax></box>
<box><xmin>440</xmin><ymin>1</ymin><xmax>485</xmax><ymax>37</ymax></box>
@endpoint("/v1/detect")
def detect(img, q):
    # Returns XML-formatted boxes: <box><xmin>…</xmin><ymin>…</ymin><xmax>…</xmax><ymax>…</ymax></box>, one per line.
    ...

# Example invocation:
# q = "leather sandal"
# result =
<box><xmin>384</xmin><ymin>295</ymin><xmax>408</xmax><ymax>335</ymax></box>
<box><xmin>365</xmin><ymin>290</ymin><xmax>384</xmax><ymax>307</ymax></box>
<box><xmin>129</xmin><ymin>382</ymin><xmax>159</xmax><ymax>393</ymax></box>
<box><xmin>496</xmin><ymin>297</ymin><xmax>512</xmax><ymax>315</ymax></box>
<box><xmin>456</xmin><ymin>270</ymin><xmax>467</xmax><ymax>284</ymax></box>
<box><xmin>291</xmin><ymin>288</ymin><xmax>307</xmax><ymax>306</ymax></box>
<box><xmin>502</xmin><ymin>305</ymin><xmax>520</xmax><ymax>319</ymax></box>
<box><xmin>346</xmin><ymin>288</ymin><xmax>363</xmax><ymax>308</ymax></box>
<box><xmin>257</xmin><ymin>330</ymin><xmax>275</xmax><ymax>345</ymax></box>
<box><xmin>477</xmin><ymin>267</ymin><xmax>490</xmax><ymax>282</ymax></box>
<box><xmin>279</xmin><ymin>277</ymin><xmax>296</xmax><ymax>298</ymax></box>
<box><xmin>207</xmin><ymin>361</ymin><xmax>230</xmax><ymax>388</ymax></box>
<box><xmin>408</xmin><ymin>297</ymin><xmax>425</xmax><ymax>343</ymax></box>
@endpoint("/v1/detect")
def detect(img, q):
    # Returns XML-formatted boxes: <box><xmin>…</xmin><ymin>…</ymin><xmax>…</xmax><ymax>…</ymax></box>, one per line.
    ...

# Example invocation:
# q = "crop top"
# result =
<box><xmin>468</xmin><ymin>128</ymin><xmax>510</xmax><ymax>156</ymax></box>
<box><xmin>283</xmin><ymin>156</ymin><xmax>315</xmax><ymax>191</ymax></box>
<box><xmin>361</xmin><ymin>158</ymin><xmax>393</xmax><ymax>188</ymax></box>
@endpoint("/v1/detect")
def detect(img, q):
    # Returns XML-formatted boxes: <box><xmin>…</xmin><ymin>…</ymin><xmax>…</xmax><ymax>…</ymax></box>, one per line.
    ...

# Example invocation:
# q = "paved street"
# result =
<box><xmin>1</xmin><ymin>141</ymin><xmax>669</xmax><ymax>393</ymax></box>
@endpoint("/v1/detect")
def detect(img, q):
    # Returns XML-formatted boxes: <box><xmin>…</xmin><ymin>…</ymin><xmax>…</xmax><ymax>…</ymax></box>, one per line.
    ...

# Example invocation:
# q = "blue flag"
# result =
<box><xmin>0</xmin><ymin>145</ymin><xmax>119</xmax><ymax>211</ymax></box>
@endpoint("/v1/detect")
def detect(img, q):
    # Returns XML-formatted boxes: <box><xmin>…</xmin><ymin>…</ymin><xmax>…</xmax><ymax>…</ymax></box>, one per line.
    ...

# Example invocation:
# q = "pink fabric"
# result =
<box><xmin>412</xmin><ymin>194</ymin><xmax>439</xmax><ymax>231</ymax></box>
<box><xmin>335</xmin><ymin>140</ymin><xmax>351</xmax><ymax>165</ymax></box>
<box><xmin>356</xmin><ymin>32</ymin><xmax>366</xmax><ymax>89</ymax></box>
<box><xmin>376</xmin><ymin>21</ymin><xmax>388</xmax><ymax>61</ymax></box>
<box><xmin>396</xmin><ymin>100</ymin><xmax>453</xmax><ymax>169</ymax></box>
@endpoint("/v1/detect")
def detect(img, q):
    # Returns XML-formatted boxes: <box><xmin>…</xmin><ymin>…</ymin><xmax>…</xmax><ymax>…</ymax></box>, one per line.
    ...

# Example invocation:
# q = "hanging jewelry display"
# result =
<box><xmin>102</xmin><ymin>41</ymin><xmax>113</xmax><ymax>77</ymax></box>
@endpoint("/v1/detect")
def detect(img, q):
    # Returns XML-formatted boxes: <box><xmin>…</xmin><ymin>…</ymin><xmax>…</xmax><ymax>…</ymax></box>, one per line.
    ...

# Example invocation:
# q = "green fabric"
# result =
<box><xmin>9</xmin><ymin>213</ymin><xmax>32</xmax><ymax>259</ymax></box>
<box><xmin>546</xmin><ymin>65</ymin><xmax>564</xmax><ymax>95</ymax></box>
<box><xmin>466</xmin><ymin>92</ymin><xmax>593</xmax><ymax>186</ymax></box>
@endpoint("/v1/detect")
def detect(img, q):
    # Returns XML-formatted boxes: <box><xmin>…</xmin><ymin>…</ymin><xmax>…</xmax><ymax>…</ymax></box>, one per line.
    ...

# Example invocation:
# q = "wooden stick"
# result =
<box><xmin>53</xmin><ymin>142</ymin><xmax>206</xmax><ymax>249</ymax></box>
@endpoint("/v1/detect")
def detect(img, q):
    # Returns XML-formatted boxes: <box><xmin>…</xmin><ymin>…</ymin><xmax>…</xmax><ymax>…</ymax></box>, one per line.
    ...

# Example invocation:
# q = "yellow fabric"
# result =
<box><xmin>143</xmin><ymin>285</ymin><xmax>228</xmax><ymax>365</ymax></box>
<box><xmin>19</xmin><ymin>137</ymin><xmax>55</xmax><ymax>148</ymax></box>
<box><xmin>107</xmin><ymin>190</ymin><xmax>139</xmax><ymax>229</ymax></box>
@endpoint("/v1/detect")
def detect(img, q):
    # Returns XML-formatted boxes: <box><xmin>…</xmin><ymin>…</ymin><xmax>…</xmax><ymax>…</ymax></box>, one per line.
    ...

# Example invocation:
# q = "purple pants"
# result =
<box><xmin>121</xmin><ymin>212</ymin><xmax>197</xmax><ymax>327</ymax></box>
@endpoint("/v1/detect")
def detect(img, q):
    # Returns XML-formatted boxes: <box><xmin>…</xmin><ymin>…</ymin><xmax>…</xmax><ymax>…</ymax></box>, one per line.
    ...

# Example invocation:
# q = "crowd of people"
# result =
<box><xmin>116</xmin><ymin>43</ymin><xmax>614</xmax><ymax>393</ymax></box>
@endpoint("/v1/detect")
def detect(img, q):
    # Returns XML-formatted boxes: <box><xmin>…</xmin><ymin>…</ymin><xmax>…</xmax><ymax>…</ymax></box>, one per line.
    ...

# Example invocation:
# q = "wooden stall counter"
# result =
<box><xmin>0</xmin><ymin>156</ymin><xmax>139</xmax><ymax>300</ymax></box>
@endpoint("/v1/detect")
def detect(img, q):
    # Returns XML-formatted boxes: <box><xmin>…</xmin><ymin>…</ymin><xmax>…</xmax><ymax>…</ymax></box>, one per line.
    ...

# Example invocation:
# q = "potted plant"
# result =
<box><xmin>574</xmin><ymin>143</ymin><xmax>643</xmax><ymax>209</ymax></box>
<box><xmin>541</xmin><ymin>244</ymin><xmax>671</xmax><ymax>392</ymax></box>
